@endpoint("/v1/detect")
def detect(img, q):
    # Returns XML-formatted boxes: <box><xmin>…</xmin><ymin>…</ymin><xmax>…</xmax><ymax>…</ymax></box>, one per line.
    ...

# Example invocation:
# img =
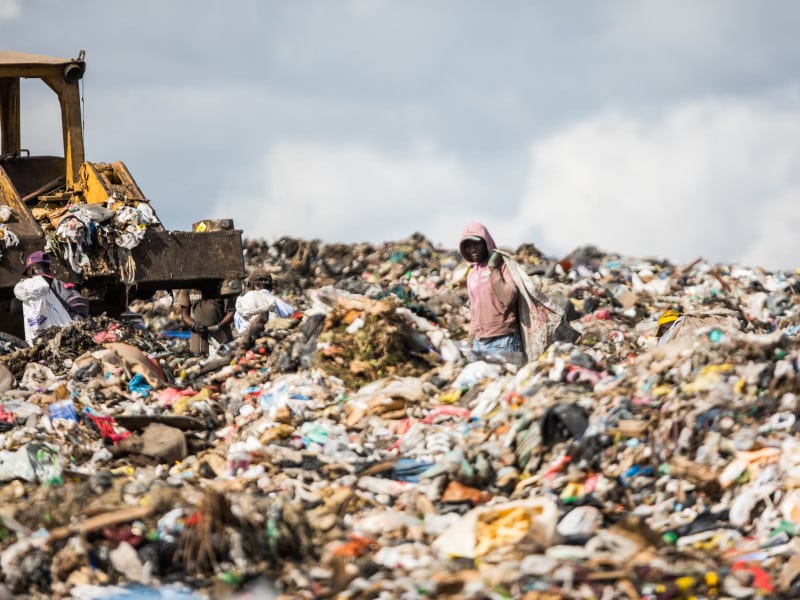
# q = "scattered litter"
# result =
<box><xmin>0</xmin><ymin>234</ymin><xmax>798</xmax><ymax>598</ymax></box>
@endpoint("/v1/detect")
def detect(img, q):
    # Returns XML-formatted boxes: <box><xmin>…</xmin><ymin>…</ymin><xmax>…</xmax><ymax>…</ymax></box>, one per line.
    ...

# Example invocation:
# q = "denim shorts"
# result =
<box><xmin>472</xmin><ymin>332</ymin><xmax>523</xmax><ymax>356</ymax></box>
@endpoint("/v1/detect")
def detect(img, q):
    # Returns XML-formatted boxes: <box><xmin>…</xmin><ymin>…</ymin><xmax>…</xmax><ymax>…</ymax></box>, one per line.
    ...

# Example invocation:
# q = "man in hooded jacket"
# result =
<box><xmin>19</xmin><ymin>251</ymin><xmax>89</xmax><ymax>318</ymax></box>
<box><xmin>12</xmin><ymin>250</ymin><xmax>90</xmax><ymax>344</ymax></box>
<box><xmin>459</xmin><ymin>222</ymin><xmax>523</xmax><ymax>358</ymax></box>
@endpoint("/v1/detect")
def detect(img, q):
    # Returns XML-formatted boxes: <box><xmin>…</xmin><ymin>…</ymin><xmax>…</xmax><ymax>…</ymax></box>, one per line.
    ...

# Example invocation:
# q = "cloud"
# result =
<box><xmin>506</xmin><ymin>89</ymin><xmax>800</xmax><ymax>270</ymax></box>
<box><xmin>212</xmin><ymin>140</ymin><xmax>490</xmax><ymax>248</ymax></box>
<box><xmin>0</xmin><ymin>0</ymin><xmax>19</xmax><ymax>20</ymax></box>
<box><xmin>212</xmin><ymin>89</ymin><xmax>800</xmax><ymax>272</ymax></box>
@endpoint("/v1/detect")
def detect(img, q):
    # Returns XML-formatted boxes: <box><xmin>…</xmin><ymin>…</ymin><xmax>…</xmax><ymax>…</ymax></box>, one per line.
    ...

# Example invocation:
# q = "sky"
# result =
<box><xmin>2</xmin><ymin>0</ymin><xmax>800</xmax><ymax>270</ymax></box>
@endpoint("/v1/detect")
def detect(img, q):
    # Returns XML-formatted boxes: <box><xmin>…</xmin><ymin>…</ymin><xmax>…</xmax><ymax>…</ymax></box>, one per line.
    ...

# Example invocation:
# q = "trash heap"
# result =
<box><xmin>33</xmin><ymin>199</ymin><xmax>162</xmax><ymax>283</ymax></box>
<box><xmin>1</xmin><ymin>234</ymin><xmax>800</xmax><ymax>599</ymax></box>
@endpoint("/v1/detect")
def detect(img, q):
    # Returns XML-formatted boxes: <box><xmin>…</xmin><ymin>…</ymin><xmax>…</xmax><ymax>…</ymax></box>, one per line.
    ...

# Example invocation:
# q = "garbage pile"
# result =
<box><xmin>1</xmin><ymin>233</ymin><xmax>800</xmax><ymax>599</ymax></box>
<box><xmin>34</xmin><ymin>199</ymin><xmax>162</xmax><ymax>283</ymax></box>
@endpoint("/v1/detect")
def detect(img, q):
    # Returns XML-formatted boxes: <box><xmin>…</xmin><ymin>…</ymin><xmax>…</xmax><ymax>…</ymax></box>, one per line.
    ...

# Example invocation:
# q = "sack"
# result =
<box><xmin>236</xmin><ymin>290</ymin><xmax>276</xmax><ymax>319</ymax></box>
<box><xmin>14</xmin><ymin>276</ymin><xmax>71</xmax><ymax>344</ymax></box>
<box><xmin>659</xmin><ymin>309</ymin><xmax>742</xmax><ymax>345</ymax></box>
<box><xmin>234</xmin><ymin>290</ymin><xmax>295</xmax><ymax>333</ymax></box>
<box><xmin>48</xmin><ymin>277</ymin><xmax>89</xmax><ymax>319</ymax></box>
<box><xmin>496</xmin><ymin>251</ymin><xmax>580</xmax><ymax>360</ymax></box>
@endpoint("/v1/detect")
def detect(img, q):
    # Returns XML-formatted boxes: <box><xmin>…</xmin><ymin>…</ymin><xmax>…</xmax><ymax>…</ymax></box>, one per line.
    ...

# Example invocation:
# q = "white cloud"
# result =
<box><xmin>213</xmin><ymin>141</ymin><xmax>490</xmax><ymax>248</ymax></box>
<box><xmin>506</xmin><ymin>90</ymin><xmax>800</xmax><ymax>270</ymax></box>
<box><xmin>739</xmin><ymin>189</ymin><xmax>800</xmax><ymax>269</ymax></box>
<box><xmin>213</xmin><ymin>91</ymin><xmax>800</xmax><ymax>271</ymax></box>
<box><xmin>0</xmin><ymin>0</ymin><xmax>19</xmax><ymax>20</ymax></box>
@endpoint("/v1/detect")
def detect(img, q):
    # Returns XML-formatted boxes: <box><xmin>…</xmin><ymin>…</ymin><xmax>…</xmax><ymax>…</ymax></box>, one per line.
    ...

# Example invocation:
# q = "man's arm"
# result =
<box><xmin>176</xmin><ymin>290</ymin><xmax>204</xmax><ymax>332</ymax></box>
<box><xmin>180</xmin><ymin>306</ymin><xmax>206</xmax><ymax>334</ymax></box>
<box><xmin>180</xmin><ymin>306</ymin><xmax>193</xmax><ymax>328</ymax></box>
<box><xmin>217</xmin><ymin>310</ymin><xmax>234</xmax><ymax>328</ymax></box>
<box><xmin>237</xmin><ymin>313</ymin><xmax>268</xmax><ymax>352</ymax></box>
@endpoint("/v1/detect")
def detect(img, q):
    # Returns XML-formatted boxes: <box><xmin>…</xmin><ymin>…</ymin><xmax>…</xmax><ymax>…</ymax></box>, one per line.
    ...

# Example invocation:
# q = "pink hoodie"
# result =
<box><xmin>459</xmin><ymin>222</ymin><xmax>519</xmax><ymax>340</ymax></box>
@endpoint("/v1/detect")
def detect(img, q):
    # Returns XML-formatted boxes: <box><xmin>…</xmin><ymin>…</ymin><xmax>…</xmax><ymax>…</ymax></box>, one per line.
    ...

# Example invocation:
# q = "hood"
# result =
<box><xmin>459</xmin><ymin>222</ymin><xmax>497</xmax><ymax>262</ymax></box>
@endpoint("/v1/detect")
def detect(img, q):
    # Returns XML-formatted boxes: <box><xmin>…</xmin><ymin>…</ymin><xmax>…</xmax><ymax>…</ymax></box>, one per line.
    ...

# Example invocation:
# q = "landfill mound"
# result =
<box><xmin>1</xmin><ymin>233</ymin><xmax>800</xmax><ymax>599</ymax></box>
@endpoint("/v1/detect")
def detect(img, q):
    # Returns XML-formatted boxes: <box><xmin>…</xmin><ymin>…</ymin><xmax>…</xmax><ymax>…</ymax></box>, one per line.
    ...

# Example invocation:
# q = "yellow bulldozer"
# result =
<box><xmin>0</xmin><ymin>50</ymin><xmax>244</xmax><ymax>339</ymax></box>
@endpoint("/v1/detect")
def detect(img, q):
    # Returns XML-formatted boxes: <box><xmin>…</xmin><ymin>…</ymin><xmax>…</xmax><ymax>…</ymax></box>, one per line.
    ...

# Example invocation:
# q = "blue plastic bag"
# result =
<box><xmin>128</xmin><ymin>372</ymin><xmax>152</xmax><ymax>397</ymax></box>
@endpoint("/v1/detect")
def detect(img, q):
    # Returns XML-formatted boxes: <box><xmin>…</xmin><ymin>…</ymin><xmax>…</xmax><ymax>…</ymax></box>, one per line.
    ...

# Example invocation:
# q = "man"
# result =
<box><xmin>459</xmin><ymin>222</ymin><xmax>522</xmax><ymax>358</ymax></box>
<box><xmin>14</xmin><ymin>250</ymin><xmax>90</xmax><ymax>343</ymax></box>
<box><xmin>176</xmin><ymin>279</ymin><xmax>238</xmax><ymax>356</ymax></box>
<box><xmin>234</xmin><ymin>269</ymin><xmax>294</xmax><ymax>348</ymax></box>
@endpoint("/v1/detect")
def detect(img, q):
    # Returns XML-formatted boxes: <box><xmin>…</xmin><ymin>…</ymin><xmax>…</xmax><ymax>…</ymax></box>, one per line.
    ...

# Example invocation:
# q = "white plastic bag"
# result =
<box><xmin>234</xmin><ymin>290</ymin><xmax>276</xmax><ymax>333</ymax></box>
<box><xmin>14</xmin><ymin>276</ymin><xmax>71</xmax><ymax>344</ymax></box>
<box><xmin>0</xmin><ymin>442</ymin><xmax>63</xmax><ymax>484</ymax></box>
<box><xmin>452</xmin><ymin>360</ymin><xmax>502</xmax><ymax>389</ymax></box>
<box><xmin>234</xmin><ymin>290</ymin><xmax>295</xmax><ymax>333</ymax></box>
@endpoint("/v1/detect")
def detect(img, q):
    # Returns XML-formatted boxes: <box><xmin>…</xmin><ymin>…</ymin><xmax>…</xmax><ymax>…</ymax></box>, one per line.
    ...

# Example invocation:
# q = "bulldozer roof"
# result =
<box><xmin>0</xmin><ymin>50</ymin><xmax>86</xmax><ymax>82</ymax></box>
<box><xmin>0</xmin><ymin>50</ymin><xmax>81</xmax><ymax>68</ymax></box>
<box><xmin>0</xmin><ymin>50</ymin><xmax>85</xmax><ymax>80</ymax></box>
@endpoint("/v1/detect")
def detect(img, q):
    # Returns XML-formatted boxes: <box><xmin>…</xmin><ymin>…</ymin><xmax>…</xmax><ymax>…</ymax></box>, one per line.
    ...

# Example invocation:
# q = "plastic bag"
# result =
<box><xmin>48</xmin><ymin>399</ymin><xmax>78</xmax><ymax>422</ymax></box>
<box><xmin>259</xmin><ymin>378</ymin><xmax>290</xmax><ymax>418</ymax></box>
<box><xmin>452</xmin><ymin>360</ymin><xmax>502</xmax><ymax>390</ymax></box>
<box><xmin>113</xmin><ymin>205</ymin><xmax>158</xmax><ymax>250</ymax></box>
<box><xmin>14</xmin><ymin>276</ymin><xmax>71</xmax><ymax>344</ymax></box>
<box><xmin>128</xmin><ymin>373</ymin><xmax>153</xmax><ymax>397</ymax></box>
<box><xmin>234</xmin><ymin>290</ymin><xmax>287</xmax><ymax>333</ymax></box>
<box><xmin>0</xmin><ymin>442</ymin><xmax>63</xmax><ymax>484</ymax></box>
<box><xmin>432</xmin><ymin>497</ymin><xmax>558</xmax><ymax>558</ymax></box>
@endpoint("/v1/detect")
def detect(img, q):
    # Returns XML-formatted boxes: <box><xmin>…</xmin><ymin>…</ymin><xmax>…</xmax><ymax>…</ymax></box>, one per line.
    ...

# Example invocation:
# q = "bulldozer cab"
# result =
<box><xmin>0</xmin><ymin>50</ymin><xmax>244</xmax><ymax>339</ymax></box>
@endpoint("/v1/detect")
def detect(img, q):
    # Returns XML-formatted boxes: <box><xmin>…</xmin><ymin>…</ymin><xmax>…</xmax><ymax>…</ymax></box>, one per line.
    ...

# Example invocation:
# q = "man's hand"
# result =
<box><xmin>208</xmin><ymin>324</ymin><xmax>221</xmax><ymax>333</ymax></box>
<box><xmin>487</xmin><ymin>252</ymin><xmax>503</xmax><ymax>269</ymax></box>
<box><xmin>192</xmin><ymin>323</ymin><xmax>208</xmax><ymax>335</ymax></box>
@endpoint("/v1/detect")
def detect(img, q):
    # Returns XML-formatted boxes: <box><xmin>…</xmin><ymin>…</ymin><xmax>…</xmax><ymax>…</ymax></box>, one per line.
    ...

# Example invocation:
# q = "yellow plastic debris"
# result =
<box><xmin>438</xmin><ymin>389</ymin><xmax>462</xmax><ymax>404</ymax></box>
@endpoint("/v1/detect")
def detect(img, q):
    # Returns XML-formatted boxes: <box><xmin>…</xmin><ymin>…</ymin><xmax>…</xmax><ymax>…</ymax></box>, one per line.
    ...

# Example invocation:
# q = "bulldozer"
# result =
<box><xmin>0</xmin><ymin>50</ymin><xmax>245</xmax><ymax>339</ymax></box>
